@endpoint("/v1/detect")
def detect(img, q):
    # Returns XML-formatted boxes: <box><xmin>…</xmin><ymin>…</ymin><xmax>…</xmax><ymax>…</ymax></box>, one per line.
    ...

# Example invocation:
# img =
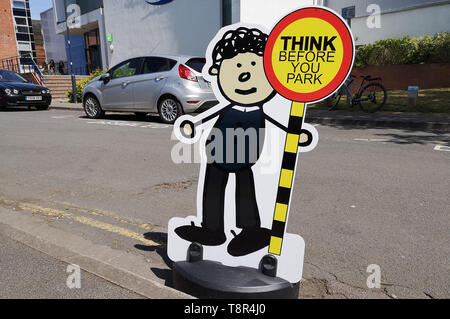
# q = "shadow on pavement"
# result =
<box><xmin>373</xmin><ymin>132</ymin><xmax>450</xmax><ymax>145</ymax></box>
<box><xmin>78</xmin><ymin>113</ymin><xmax>166</xmax><ymax>124</ymax></box>
<box><xmin>134</xmin><ymin>231</ymin><xmax>174</xmax><ymax>288</ymax></box>
<box><xmin>306</xmin><ymin>109</ymin><xmax>450</xmax><ymax>133</ymax></box>
<box><xmin>0</xmin><ymin>107</ymin><xmax>47</xmax><ymax>112</ymax></box>
<box><xmin>310</xmin><ymin>120</ymin><xmax>449</xmax><ymax>135</ymax></box>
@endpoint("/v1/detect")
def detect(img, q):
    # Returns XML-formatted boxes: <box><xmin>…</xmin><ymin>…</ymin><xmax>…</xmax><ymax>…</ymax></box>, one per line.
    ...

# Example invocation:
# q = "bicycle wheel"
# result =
<box><xmin>326</xmin><ymin>91</ymin><xmax>342</xmax><ymax>111</ymax></box>
<box><xmin>358</xmin><ymin>83</ymin><xmax>387</xmax><ymax>113</ymax></box>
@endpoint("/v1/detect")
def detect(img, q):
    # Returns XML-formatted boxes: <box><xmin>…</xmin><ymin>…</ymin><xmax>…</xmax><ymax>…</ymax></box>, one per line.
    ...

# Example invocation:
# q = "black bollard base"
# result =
<box><xmin>172</xmin><ymin>243</ymin><xmax>299</xmax><ymax>299</ymax></box>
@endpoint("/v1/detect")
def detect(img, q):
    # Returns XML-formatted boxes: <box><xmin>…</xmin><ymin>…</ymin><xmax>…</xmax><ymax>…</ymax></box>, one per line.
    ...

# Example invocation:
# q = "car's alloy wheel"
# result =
<box><xmin>84</xmin><ymin>96</ymin><xmax>103</xmax><ymax>119</ymax></box>
<box><xmin>159</xmin><ymin>97</ymin><xmax>181</xmax><ymax>124</ymax></box>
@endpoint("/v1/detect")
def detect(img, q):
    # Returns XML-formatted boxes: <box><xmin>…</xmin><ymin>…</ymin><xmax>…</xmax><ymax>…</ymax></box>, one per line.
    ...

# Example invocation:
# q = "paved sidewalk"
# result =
<box><xmin>50</xmin><ymin>101</ymin><xmax>449</xmax><ymax>131</ymax></box>
<box><xmin>50</xmin><ymin>100</ymin><xmax>83</xmax><ymax>111</ymax></box>
<box><xmin>0</xmin><ymin>232</ymin><xmax>143</xmax><ymax>299</ymax></box>
<box><xmin>0</xmin><ymin>207</ymin><xmax>192</xmax><ymax>299</ymax></box>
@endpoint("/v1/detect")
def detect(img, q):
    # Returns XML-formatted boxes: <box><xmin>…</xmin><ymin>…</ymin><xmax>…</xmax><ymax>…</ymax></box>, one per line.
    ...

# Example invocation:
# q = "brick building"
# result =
<box><xmin>0</xmin><ymin>0</ymin><xmax>37</xmax><ymax>62</ymax></box>
<box><xmin>0</xmin><ymin>0</ymin><xmax>17</xmax><ymax>60</ymax></box>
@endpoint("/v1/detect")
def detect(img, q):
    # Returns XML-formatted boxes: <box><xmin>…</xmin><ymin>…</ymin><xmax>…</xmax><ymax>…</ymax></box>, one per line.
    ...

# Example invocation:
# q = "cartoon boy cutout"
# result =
<box><xmin>174</xmin><ymin>27</ymin><xmax>311</xmax><ymax>257</ymax></box>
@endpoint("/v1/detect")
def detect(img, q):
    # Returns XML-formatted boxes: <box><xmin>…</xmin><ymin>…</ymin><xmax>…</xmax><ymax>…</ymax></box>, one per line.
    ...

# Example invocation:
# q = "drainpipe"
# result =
<box><xmin>100</xmin><ymin>3</ymin><xmax>109</xmax><ymax>68</ymax></box>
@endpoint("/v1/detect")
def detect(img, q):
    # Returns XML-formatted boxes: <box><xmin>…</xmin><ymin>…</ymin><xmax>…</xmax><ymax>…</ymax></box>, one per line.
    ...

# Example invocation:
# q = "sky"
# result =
<box><xmin>29</xmin><ymin>0</ymin><xmax>54</xmax><ymax>20</ymax></box>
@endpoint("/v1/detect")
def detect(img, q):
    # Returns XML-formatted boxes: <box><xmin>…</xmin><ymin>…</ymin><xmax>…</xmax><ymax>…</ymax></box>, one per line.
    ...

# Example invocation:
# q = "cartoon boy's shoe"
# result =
<box><xmin>175</xmin><ymin>223</ymin><xmax>226</xmax><ymax>246</ymax></box>
<box><xmin>227</xmin><ymin>227</ymin><xmax>271</xmax><ymax>257</ymax></box>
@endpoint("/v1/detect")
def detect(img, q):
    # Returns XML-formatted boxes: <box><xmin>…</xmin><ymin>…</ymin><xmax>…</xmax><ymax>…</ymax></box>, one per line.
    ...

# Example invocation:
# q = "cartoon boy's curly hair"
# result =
<box><xmin>209</xmin><ymin>27</ymin><xmax>268</xmax><ymax>75</ymax></box>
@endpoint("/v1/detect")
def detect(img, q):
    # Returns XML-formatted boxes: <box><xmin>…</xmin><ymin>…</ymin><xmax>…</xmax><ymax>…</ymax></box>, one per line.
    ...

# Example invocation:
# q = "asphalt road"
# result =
<box><xmin>0</xmin><ymin>108</ymin><xmax>448</xmax><ymax>299</ymax></box>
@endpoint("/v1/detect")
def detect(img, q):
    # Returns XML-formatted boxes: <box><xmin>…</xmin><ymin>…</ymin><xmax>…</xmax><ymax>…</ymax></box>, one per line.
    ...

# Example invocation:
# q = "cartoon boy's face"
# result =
<box><xmin>210</xmin><ymin>52</ymin><xmax>275</xmax><ymax>105</ymax></box>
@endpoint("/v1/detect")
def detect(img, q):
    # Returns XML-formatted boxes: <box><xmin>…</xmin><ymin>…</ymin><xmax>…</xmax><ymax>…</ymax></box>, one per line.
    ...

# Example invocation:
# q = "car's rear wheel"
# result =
<box><xmin>84</xmin><ymin>95</ymin><xmax>104</xmax><ymax>119</ymax></box>
<box><xmin>158</xmin><ymin>96</ymin><xmax>182</xmax><ymax>124</ymax></box>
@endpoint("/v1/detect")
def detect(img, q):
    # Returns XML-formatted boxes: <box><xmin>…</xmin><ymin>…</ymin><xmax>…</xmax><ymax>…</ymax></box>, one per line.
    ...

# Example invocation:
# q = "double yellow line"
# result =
<box><xmin>0</xmin><ymin>199</ymin><xmax>160</xmax><ymax>246</ymax></box>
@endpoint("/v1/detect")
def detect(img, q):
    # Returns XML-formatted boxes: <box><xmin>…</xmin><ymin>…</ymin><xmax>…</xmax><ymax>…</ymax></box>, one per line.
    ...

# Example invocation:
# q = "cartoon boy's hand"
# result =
<box><xmin>174</xmin><ymin>115</ymin><xmax>200</xmax><ymax>144</ymax></box>
<box><xmin>298</xmin><ymin>123</ymin><xmax>319</xmax><ymax>153</ymax></box>
<box><xmin>180</xmin><ymin>120</ymin><xmax>196</xmax><ymax>139</ymax></box>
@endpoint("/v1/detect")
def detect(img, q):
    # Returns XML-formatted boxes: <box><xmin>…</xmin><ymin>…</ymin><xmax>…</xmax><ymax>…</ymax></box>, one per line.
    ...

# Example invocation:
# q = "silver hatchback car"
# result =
<box><xmin>82</xmin><ymin>55</ymin><xmax>217</xmax><ymax>123</ymax></box>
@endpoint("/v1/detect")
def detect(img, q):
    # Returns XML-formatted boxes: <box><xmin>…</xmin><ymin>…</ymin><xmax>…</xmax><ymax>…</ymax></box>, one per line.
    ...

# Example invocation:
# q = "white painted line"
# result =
<box><xmin>354</xmin><ymin>138</ymin><xmax>389</xmax><ymax>142</ymax></box>
<box><xmin>434</xmin><ymin>145</ymin><xmax>450</xmax><ymax>152</ymax></box>
<box><xmin>86</xmin><ymin>120</ymin><xmax>169</xmax><ymax>129</ymax></box>
<box><xmin>51</xmin><ymin>115</ymin><xmax>74</xmax><ymax>119</ymax></box>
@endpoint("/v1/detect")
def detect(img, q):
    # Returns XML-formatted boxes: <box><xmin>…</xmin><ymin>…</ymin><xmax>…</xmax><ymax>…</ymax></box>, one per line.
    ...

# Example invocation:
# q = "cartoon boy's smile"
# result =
<box><xmin>235</xmin><ymin>87</ymin><xmax>257</xmax><ymax>95</ymax></box>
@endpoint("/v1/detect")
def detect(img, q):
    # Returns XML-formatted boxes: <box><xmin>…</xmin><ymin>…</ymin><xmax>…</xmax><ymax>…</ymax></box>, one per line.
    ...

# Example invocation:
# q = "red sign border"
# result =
<box><xmin>264</xmin><ymin>7</ymin><xmax>355</xmax><ymax>103</ymax></box>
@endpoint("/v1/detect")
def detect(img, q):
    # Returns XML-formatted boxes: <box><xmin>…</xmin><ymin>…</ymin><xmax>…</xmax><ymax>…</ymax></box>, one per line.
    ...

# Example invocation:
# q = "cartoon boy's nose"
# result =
<box><xmin>238</xmin><ymin>72</ymin><xmax>251</xmax><ymax>82</ymax></box>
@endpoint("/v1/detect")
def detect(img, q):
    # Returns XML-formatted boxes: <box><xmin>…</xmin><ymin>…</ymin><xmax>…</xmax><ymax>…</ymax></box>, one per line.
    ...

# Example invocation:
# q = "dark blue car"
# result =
<box><xmin>0</xmin><ymin>69</ymin><xmax>51</xmax><ymax>110</ymax></box>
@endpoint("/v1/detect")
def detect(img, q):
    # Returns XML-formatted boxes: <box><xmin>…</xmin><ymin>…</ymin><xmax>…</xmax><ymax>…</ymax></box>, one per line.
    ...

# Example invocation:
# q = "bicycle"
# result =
<box><xmin>326</xmin><ymin>74</ymin><xmax>388</xmax><ymax>113</ymax></box>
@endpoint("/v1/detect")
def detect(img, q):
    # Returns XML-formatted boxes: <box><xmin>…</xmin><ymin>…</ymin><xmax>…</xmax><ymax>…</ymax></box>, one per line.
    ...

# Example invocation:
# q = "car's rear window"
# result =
<box><xmin>185</xmin><ymin>58</ymin><xmax>206</xmax><ymax>73</ymax></box>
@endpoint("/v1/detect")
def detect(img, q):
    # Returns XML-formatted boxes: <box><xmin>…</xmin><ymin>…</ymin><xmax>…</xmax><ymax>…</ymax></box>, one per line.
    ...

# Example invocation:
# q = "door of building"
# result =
<box><xmin>84</xmin><ymin>29</ymin><xmax>102</xmax><ymax>74</ymax></box>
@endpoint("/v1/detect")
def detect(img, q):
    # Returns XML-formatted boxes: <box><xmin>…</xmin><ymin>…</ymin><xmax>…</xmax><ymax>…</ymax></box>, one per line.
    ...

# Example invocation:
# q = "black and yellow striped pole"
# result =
<box><xmin>264</xmin><ymin>7</ymin><xmax>355</xmax><ymax>257</ymax></box>
<box><xmin>268</xmin><ymin>101</ymin><xmax>305</xmax><ymax>255</ymax></box>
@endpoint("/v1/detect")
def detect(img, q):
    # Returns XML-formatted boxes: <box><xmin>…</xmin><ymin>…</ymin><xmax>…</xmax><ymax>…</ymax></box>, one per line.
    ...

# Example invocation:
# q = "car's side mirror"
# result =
<box><xmin>100</xmin><ymin>73</ymin><xmax>111</xmax><ymax>83</ymax></box>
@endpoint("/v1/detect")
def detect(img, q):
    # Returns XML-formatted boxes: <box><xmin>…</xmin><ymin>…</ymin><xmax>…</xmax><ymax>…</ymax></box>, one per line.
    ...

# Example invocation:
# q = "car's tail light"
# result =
<box><xmin>178</xmin><ymin>64</ymin><xmax>197</xmax><ymax>82</ymax></box>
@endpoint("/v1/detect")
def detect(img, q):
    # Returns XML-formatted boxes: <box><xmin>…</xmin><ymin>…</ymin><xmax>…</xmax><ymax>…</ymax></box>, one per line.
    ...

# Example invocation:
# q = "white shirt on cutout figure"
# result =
<box><xmin>168</xmin><ymin>23</ymin><xmax>318</xmax><ymax>283</ymax></box>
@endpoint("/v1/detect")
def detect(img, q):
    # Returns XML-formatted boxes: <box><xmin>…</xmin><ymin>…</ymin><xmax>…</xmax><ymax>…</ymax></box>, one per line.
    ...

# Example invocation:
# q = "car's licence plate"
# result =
<box><xmin>25</xmin><ymin>96</ymin><xmax>42</xmax><ymax>101</ymax></box>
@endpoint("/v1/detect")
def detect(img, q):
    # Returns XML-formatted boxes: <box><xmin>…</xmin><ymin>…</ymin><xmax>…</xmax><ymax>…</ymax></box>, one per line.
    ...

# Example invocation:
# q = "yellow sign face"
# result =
<box><xmin>271</xmin><ymin>18</ymin><xmax>343</xmax><ymax>94</ymax></box>
<box><xmin>264</xmin><ymin>7</ymin><xmax>354</xmax><ymax>102</ymax></box>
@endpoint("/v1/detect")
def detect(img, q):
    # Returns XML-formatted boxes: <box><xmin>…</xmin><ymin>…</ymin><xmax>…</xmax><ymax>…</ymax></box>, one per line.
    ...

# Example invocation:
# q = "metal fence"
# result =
<box><xmin>0</xmin><ymin>54</ymin><xmax>45</xmax><ymax>85</ymax></box>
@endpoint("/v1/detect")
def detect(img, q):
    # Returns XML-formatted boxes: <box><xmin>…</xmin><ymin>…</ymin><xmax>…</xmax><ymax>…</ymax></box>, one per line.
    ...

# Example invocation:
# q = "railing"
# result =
<box><xmin>0</xmin><ymin>54</ymin><xmax>45</xmax><ymax>86</ymax></box>
<box><xmin>41</xmin><ymin>65</ymin><xmax>88</xmax><ymax>76</ymax></box>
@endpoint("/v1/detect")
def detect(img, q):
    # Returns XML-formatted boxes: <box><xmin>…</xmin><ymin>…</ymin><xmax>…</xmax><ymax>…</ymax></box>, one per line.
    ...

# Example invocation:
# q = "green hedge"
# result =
<box><xmin>68</xmin><ymin>69</ymin><xmax>105</xmax><ymax>103</ymax></box>
<box><xmin>355</xmin><ymin>32</ymin><xmax>450</xmax><ymax>67</ymax></box>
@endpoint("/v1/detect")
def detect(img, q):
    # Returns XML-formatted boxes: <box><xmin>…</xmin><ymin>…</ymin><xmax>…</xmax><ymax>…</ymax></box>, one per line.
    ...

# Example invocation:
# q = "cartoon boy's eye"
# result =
<box><xmin>251</xmin><ymin>61</ymin><xmax>256</xmax><ymax>66</ymax></box>
<box><xmin>237</xmin><ymin>63</ymin><xmax>242</xmax><ymax>68</ymax></box>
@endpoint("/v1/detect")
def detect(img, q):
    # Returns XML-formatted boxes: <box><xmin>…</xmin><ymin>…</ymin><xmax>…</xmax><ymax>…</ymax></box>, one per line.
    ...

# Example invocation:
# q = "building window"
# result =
<box><xmin>12</xmin><ymin>8</ymin><xmax>26</xmax><ymax>16</ymax></box>
<box><xmin>222</xmin><ymin>0</ymin><xmax>232</xmax><ymax>26</ymax></box>
<box><xmin>12</xmin><ymin>1</ymin><xmax>26</xmax><ymax>9</ymax></box>
<box><xmin>16</xmin><ymin>33</ymin><xmax>30</xmax><ymax>41</ymax></box>
<box><xmin>11</xmin><ymin>0</ymin><xmax>35</xmax><ymax>60</ymax></box>
<box><xmin>15</xmin><ymin>26</ymin><xmax>28</xmax><ymax>33</ymax></box>
<box><xmin>19</xmin><ymin>51</ymin><xmax>32</xmax><ymax>57</ymax></box>
<box><xmin>15</xmin><ymin>17</ymin><xmax>27</xmax><ymax>25</ymax></box>
<box><xmin>17</xmin><ymin>42</ymin><xmax>31</xmax><ymax>51</ymax></box>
